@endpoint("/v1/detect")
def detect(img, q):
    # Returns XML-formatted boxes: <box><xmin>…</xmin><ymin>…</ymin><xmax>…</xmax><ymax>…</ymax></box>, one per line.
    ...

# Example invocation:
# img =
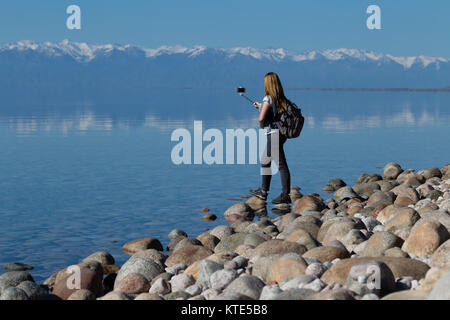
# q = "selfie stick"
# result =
<box><xmin>236</xmin><ymin>87</ymin><xmax>256</xmax><ymax>104</ymax></box>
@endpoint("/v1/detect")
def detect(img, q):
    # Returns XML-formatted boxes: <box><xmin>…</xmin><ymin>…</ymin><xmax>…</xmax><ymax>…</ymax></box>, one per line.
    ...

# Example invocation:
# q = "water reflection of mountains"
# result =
<box><xmin>1</xmin><ymin>89</ymin><xmax>449</xmax><ymax>133</ymax></box>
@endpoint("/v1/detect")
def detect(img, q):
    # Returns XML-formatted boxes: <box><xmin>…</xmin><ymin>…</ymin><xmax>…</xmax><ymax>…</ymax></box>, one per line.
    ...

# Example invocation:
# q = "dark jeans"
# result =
<box><xmin>261</xmin><ymin>132</ymin><xmax>291</xmax><ymax>195</ymax></box>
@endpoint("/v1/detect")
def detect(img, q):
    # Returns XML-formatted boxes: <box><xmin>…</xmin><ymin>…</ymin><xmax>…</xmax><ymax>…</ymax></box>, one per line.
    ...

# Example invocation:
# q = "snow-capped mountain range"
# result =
<box><xmin>2</xmin><ymin>39</ymin><xmax>448</xmax><ymax>68</ymax></box>
<box><xmin>1</xmin><ymin>39</ymin><xmax>449</xmax><ymax>91</ymax></box>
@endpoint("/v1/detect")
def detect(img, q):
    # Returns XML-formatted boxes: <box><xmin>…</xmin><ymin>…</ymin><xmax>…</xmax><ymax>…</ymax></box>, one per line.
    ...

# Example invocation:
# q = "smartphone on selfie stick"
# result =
<box><xmin>236</xmin><ymin>87</ymin><xmax>256</xmax><ymax>104</ymax></box>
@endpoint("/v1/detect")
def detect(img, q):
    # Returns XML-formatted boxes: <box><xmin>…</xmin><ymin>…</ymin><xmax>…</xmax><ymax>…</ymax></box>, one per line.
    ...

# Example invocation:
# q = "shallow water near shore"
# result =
<box><xmin>0</xmin><ymin>89</ymin><xmax>449</xmax><ymax>282</ymax></box>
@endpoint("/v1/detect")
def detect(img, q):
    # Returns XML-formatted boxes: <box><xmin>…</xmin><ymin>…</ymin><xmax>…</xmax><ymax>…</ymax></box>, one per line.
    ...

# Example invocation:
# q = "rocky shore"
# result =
<box><xmin>1</xmin><ymin>162</ymin><xmax>450</xmax><ymax>300</ymax></box>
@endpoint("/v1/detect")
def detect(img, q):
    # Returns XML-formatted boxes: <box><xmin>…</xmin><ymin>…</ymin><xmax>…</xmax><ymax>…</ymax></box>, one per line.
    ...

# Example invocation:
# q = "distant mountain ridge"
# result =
<box><xmin>1</xmin><ymin>39</ymin><xmax>449</xmax><ymax>94</ymax></box>
<box><xmin>3</xmin><ymin>39</ymin><xmax>449</xmax><ymax>68</ymax></box>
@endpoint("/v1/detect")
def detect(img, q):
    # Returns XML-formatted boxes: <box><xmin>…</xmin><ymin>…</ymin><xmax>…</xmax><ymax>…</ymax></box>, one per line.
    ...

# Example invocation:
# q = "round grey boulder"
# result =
<box><xmin>223</xmin><ymin>275</ymin><xmax>265</xmax><ymax>300</ymax></box>
<box><xmin>334</xmin><ymin>186</ymin><xmax>359</xmax><ymax>203</ymax></box>
<box><xmin>168</xmin><ymin>229</ymin><xmax>188</xmax><ymax>240</ymax></box>
<box><xmin>129</xmin><ymin>249</ymin><xmax>168</xmax><ymax>265</ymax></box>
<box><xmin>114</xmin><ymin>257</ymin><xmax>164</xmax><ymax>289</ymax></box>
<box><xmin>170</xmin><ymin>273</ymin><xmax>195</xmax><ymax>292</ymax></box>
<box><xmin>196</xmin><ymin>259</ymin><xmax>223</xmax><ymax>288</ymax></box>
<box><xmin>215</xmin><ymin>232</ymin><xmax>266</xmax><ymax>253</ymax></box>
<box><xmin>259</xmin><ymin>285</ymin><xmax>283</xmax><ymax>300</ymax></box>
<box><xmin>0</xmin><ymin>271</ymin><xmax>34</xmax><ymax>294</ymax></box>
<box><xmin>323</xmin><ymin>179</ymin><xmax>347</xmax><ymax>194</ymax></box>
<box><xmin>0</xmin><ymin>287</ymin><xmax>29</xmax><ymax>300</ymax></box>
<box><xmin>210</xmin><ymin>269</ymin><xmax>238</xmax><ymax>291</ymax></box>
<box><xmin>173</xmin><ymin>238</ymin><xmax>203</xmax><ymax>253</ymax></box>
<box><xmin>224</xmin><ymin>203</ymin><xmax>254</xmax><ymax>225</ymax></box>
<box><xmin>16</xmin><ymin>281</ymin><xmax>48</xmax><ymax>300</ymax></box>
<box><xmin>384</xmin><ymin>162</ymin><xmax>403</xmax><ymax>180</ymax></box>
<box><xmin>306</xmin><ymin>263</ymin><xmax>328</xmax><ymax>278</ymax></box>
<box><xmin>82</xmin><ymin>251</ymin><xmax>115</xmax><ymax>266</ymax></box>
<box><xmin>346</xmin><ymin>260</ymin><xmax>396</xmax><ymax>297</ymax></box>
<box><xmin>209</xmin><ymin>225</ymin><xmax>234</xmax><ymax>240</ymax></box>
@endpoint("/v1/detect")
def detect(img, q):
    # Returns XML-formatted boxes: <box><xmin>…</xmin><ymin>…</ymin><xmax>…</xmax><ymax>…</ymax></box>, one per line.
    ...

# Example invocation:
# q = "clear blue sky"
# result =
<box><xmin>0</xmin><ymin>0</ymin><xmax>448</xmax><ymax>57</ymax></box>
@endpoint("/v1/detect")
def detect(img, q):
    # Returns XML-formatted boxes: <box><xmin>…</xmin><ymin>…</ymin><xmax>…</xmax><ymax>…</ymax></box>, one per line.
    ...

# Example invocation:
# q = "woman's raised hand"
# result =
<box><xmin>253</xmin><ymin>102</ymin><xmax>261</xmax><ymax>109</ymax></box>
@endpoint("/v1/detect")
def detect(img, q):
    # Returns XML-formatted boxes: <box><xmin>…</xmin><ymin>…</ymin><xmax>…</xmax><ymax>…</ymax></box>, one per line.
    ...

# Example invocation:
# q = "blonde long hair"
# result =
<box><xmin>264</xmin><ymin>72</ymin><xmax>288</xmax><ymax>113</ymax></box>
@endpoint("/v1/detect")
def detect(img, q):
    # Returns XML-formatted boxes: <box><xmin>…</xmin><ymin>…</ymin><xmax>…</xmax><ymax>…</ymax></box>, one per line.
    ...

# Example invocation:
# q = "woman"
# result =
<box><xmin>250</xmin><ymin>72</ymin><xmax>291</xmax><ymax>204</ymax></box>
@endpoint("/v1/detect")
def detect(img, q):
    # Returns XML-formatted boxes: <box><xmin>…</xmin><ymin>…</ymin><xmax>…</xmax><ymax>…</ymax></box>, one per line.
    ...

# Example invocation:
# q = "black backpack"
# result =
<box><xmin>275</xmin><ymin>100</ymin><xmax>305</xmax><ymax>139</ymax></box>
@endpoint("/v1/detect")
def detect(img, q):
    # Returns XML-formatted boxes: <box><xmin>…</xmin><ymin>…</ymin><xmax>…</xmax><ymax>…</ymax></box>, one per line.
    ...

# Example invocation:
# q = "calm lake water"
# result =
<box><xmin>0</xmin><ymin>89</ymin><xmax>449</xmax><ymax>282</ymax></box>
